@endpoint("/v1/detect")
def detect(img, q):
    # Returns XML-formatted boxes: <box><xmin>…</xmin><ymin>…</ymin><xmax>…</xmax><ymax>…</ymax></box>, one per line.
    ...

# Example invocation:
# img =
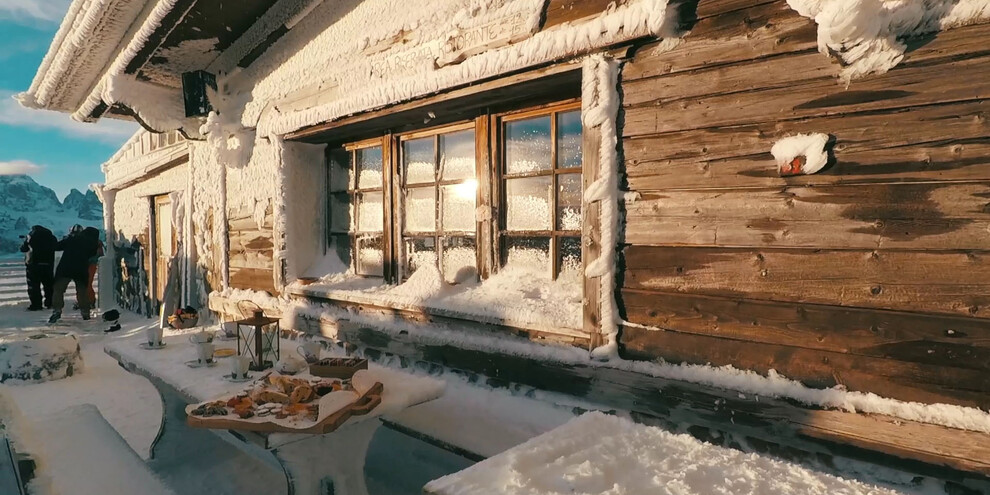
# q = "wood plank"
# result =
<box><xmin>336</xmin><ymin>323</ymin><xmax>990</xmax><ymax>480</ymax></box>
<box><xmin>620</xmin><ymin>288</ymin><xmax>990</xmax><ymax>366</ymax></box>
<box><xmin>619</xmin><ymin>324</ymin><xmax>990</xmax><ymax>408</ymax></box>
<box><xmin>624</xmin><ymin>100</ymin><xmax>990</xmax><ymax>189</ymax></box>
<box><xmin>228</xmin><ymin>266</ymin><xmax>275</xmax><ymax>293</ymax></box>
<box><xmin>622</xmin><ymin>53</ymin><xmax>990</xmax><ymax>137</ymax></box>
<box><xmin>583</xmin><ymin>121</ymin><xmax>604</xmax><ymax>346</ymax></box>
<box><xmin>623</xmin><ymin>50</ymin><xmax>837</xmax><ymax>107</ymax></box>
<box><xmin>623</xmin><ymin>1</ymin><xmax>817</xmax><ymax>81</ymax></box>
<box><xmin>624</xmin><ymin>182</ymin><xmax>990</xmax><ymax>249</ymax></box>
<box><xmin>621</xmin><ymin>246</ymin><xmax>990</xmax><ymax>317</ymax></box>
<box><xmin>228</xmin><ymin>250</ymin><xmax>274</xmax><ymax>270</ymax></box>
<box><xmin>543</xmin><ymin>0</ymin><xmax>626</xmax><ymax>29</ymax></box>
<box><xmin>628</xmin><ymin>137</ymin><xmax>990</xmax><ymax>191</ymax></box>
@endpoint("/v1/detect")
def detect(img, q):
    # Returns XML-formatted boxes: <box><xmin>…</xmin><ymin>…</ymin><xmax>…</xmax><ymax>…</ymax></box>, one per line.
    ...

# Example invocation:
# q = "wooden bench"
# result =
<box><xmin>27</xmin><ymin>404</ymin><xmax>175</xmax><ymax>495</ymax></box>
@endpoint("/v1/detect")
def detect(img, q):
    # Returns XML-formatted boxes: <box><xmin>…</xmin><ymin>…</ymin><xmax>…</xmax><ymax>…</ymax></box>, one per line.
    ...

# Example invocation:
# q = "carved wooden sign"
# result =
<box><xmin>436</xmin><ymin>11</ymin><xmax>538</xmax><ymax>67</ymax></box>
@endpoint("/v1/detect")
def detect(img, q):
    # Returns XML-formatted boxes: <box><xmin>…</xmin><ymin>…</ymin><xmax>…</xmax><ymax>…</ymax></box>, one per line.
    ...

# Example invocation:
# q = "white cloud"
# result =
<box><xmin>0</xmin><ymin>159</ymin><xmax>43</xmax><ymax>176</ymax></box>
<box><xmin>0</xmin><ymin>91</ymin><xmax>138</xmax><ymax>144</ymax></box>
<box><xmin>0</xmin><ymin>0</ymin><xmax>71</xmax><ymax>24</ymax></box>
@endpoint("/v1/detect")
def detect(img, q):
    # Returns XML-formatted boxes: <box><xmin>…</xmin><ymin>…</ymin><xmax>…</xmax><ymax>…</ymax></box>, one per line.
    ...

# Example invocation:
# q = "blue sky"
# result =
<box><xmin>0</xmin><ymin>0</ymin><xmax>137</xmax><ymax>200</ymax></box>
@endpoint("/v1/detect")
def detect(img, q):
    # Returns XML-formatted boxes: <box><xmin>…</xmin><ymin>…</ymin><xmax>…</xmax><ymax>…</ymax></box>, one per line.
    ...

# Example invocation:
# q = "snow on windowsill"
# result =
<box><xmin>287</xmin><ymin>264</ymin><xmax>584</xmax><ymax>337</ymax></box>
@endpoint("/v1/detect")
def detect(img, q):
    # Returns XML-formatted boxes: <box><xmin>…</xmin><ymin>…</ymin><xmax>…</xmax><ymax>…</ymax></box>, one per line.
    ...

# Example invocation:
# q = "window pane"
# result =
<box><xmin>442</xmin><ymin>183</ymin><xmax>476</xmax><ymax>232</ymax></box>
<box><xmin>329</xmin><ymin>234</ymin><xmax>351</xmax><ymax>271</ymax></box>
<box><xmin>329</xmin><ymin>192</ymin><xmax>352</xmax><ymax>232</ymax></box>
<box><xmin>404</xmin><ymin>138</ymin><xmax>435</xmax><ymax>185</ymax></box>
<box><xmin>440</xmin><ymin>129</ymin><xmax>475</xmax><ymax>180</ymax></box>
<box><xmin>557</xmin><ymin>110</ymin><xmax>582</xmax><ymax>169</ymax></box>
<box><xmin>443</xmin><ymin>236</ymin><xmax>476</xmax><ymax>284</ymax></box>
<box><xmin>356</xmin><ymin>146</ymin><xmax>383</xmax><ymax>188</ymax></box>
<box><xmin>502</xmin><ymin>236</ymin><xmax>550</xmax><ymax>277</ymax></box>
<box><xmin>505</xmin><ymin>176</ymin><xmax>551</xmax><ymax>231</ymax></box>
<box><xmin>329</xmin><ymin>148</ymin><xmax>352</xmax><ymax>191</ymax></box>
<box><xmin>358</xmin><ymin>191</ymin><xmax>384</xmax><ymax>232</ymax></box>
<box><xmin>356</xmin><ymin>235</ymin><xmax>384</xmax><ymax>276</ymax></box>
<box><xmin>404</xmin><ymin>237</ymin><xmax>436</xmax><ymax>277</ymax></box>
<box><xmin>505</xmin><ymin>116</ymin><xmax>551</xmax><ymax>174</ymax></box>
<box><xmin>558</xmin><ymin>236</ymin><xmax>582</xmax><ymax>283</ymax></box>
<box><xmin>405</xmin><ymin>187</ymin><xmax>436</xmax><ymax>232</ymax></box>
<box><xmin>557</xmin><ymin>173</ymin><xmax>582</xmax><ymax>231</ymax></box>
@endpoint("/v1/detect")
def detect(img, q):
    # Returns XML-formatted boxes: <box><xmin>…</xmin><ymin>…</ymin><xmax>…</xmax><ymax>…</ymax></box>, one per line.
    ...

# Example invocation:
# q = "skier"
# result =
<box><xmin>48</xmin><ymin>225</ymin><xmax>99</xmax><ymax>324</ymax></box>
<box><xmin>19</xmin><ymin>225</ymin><xmax>57</xmax><ymax>311</ymax></box>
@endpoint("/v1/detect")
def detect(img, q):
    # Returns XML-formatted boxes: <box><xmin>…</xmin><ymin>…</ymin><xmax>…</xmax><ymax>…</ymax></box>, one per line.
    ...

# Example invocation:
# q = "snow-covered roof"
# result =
<box><xmin>16</xmin><ymin>0</ymin><xmax>153</xmax><ymax>117</ymax></box>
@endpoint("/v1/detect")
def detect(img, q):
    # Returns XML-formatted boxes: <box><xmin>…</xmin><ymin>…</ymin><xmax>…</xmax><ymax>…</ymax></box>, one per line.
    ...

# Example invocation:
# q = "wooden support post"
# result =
<box><xmin>582</xmin><ymin>125</ymin><xmax>603</xmax><ymax>349</ymax></box>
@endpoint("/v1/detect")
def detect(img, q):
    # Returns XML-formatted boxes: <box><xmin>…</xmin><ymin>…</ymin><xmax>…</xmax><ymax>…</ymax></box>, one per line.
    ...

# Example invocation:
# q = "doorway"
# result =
<box><xmin>153</xmin><ymin>195</ymin><xmax>176</xmax><ymax>305</ymax></box>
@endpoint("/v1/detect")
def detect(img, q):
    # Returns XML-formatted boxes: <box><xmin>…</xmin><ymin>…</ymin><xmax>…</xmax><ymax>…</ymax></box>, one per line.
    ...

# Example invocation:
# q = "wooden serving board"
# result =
<box><xmin>186</xmin><ymin>382</ymin><xmax>384</xmax><ymax>435</ymax></box>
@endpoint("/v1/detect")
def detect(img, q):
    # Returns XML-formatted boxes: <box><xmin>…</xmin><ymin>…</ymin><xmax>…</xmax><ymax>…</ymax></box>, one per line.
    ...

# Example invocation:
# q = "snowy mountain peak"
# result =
<box><xmin>0</xmin><ymin>175</ymin><xmax>103</xmax><ymax>253</ymax></box>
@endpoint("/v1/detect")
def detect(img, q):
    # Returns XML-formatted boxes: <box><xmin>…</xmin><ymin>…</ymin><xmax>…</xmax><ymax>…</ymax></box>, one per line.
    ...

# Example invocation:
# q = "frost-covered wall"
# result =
<box><xmin>204</xmin><ymin>0</ymin><xmax>674</xmax><ymax>138</ymax></box>
<box><xmin>112</xmin><ymin>163</ymin><xmax>188</xmax><ymax>241</ymax></box>
<box><xmin>279</xmin><ymin>140</ymin><xmax>327</xmax><ymax>285</ymax></box>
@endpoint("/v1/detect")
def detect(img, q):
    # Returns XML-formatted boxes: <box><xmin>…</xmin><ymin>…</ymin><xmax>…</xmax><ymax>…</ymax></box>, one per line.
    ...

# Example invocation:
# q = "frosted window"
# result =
<box><xmin>356</xmin><ymin>147</ymin><xmax>383</xmax><ymax>188</ymax></box>
<box><xmin>558</xmin><ymin>237</ymin><xmax>582</xmax><ymax>284</ymax></box>
<box><xmin>442</xmin><ymin>184</ymin><xmax>476</xmax><ymax>232</ymax></box>
<box><xmin>329</xmin><ymin>148</ymin><xmax>352</xmax><ymax>191</ymax></box>
<box><xmin>557</xmin><ymin>174</ymin><xmax>582</xmax><ymax>231</ymax></box>
<box><xmin>440</xmin><ymin>130</ymin><xmax>476</xmax><ymax>180</ymax></box>
<box><xmin>329</xmin><ymin>192</ymin><xmax>352</xmax><ymax>232</ymax></box>
<box><xmin>404</xmin><ymin>138</ymin><xmax>435</xmax><ymax>184</ymax></box>
<box><xmin>358</xmin><ymin>192</ymin><xmax>383</xmax><ymax>232</ymax></box>
<box><xmin>505</xmin><ymin>116</ymin><xmax>551</xmax><ymax>174</ymax></box>
<box><xmin>405</xmin><ymin>187</ymin><xmax>436</xmax><ymax>232</ymax></box>
<box><xmin>356</xmin><ymin>235</ymin><xmax>384</xmax><ymax>276</ymax></box>
<box><xmin>404</xmin><ymin>237</ymin><xmax>436</xmax><ymax>277</ymax></box>
<box><xmin>557</xmin><ymin>110</ymin><xmax>582</xmax><ymax>169</ymax></box>
<box><xmin>506</xmin><ymin>176</ymin><xmax>552</xmax><ymax>231</ymax></box>
<box><xmin>503</xmin><ymin>237</ymin><xmax>550</xmax><ymax>277</ymax></box>
<box><xmin>329</xmin><ymin>234</ymin><xmax>351</xmax><ymax>269</ymax></box>
<box><xmin>443</xmin><ymin>236</ymin><xmax>477</xmax><ymax>284</ymax></box>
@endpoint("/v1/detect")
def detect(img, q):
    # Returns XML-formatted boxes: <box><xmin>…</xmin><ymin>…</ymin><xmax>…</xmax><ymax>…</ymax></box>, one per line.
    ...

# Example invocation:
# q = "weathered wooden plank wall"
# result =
<box><xmin>617</xmin><ymin>0</ymin><xmax>990</xmax><ymax>408</ymax></box>
<box><xmin>226</xmin><ymin>204</ymin><xmax>275</xmax><ymax>293</ymax></box>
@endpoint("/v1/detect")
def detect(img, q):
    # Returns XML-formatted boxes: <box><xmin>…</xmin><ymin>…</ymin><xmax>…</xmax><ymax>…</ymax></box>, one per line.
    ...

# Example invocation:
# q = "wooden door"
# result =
<box><xmin>153</xmin><ymin>195</ymin><xmax>176</xmax><ymax>303</ymax></box>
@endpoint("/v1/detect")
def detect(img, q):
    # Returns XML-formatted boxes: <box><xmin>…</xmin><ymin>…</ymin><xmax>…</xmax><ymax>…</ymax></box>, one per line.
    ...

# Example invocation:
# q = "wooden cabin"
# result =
<box><xmin>23</xmin><ymin>0</ymin><xmax>990</xmax><ymax>490</ymax></box>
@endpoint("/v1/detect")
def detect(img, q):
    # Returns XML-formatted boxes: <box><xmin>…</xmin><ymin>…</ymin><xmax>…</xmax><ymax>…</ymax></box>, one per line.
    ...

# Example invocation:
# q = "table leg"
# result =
<box><xmin>272</xmin><ymin>419</ymin><xmax>381</xmax><ymax>495</ymax></box>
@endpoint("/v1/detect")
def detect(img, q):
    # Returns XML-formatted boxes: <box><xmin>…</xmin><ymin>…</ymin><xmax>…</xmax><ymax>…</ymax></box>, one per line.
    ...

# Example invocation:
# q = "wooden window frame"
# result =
<box><xmin>493</xmin><ymin>100</ymin><xmax>583</xmax><ymax>280</ymax></box>
<box><xmin>324</xmin><ymin>99</ymin><xmax>584</xmax><ymax>285</ymax></box>
<box><xmin>398</xmin><ymin>121</ymin><xmax>479</xmax><ymax>282</ymax></box>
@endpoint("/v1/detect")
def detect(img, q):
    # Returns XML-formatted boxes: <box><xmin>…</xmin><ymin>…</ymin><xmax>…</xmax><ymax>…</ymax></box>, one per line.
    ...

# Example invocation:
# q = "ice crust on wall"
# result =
<box><xmin>771</xmin><ymin>133</ymin><xmax>830</xmax><ymax>175</ymax></box>
<box><xmin>787</xmin><ymin>0</ymin><xmax>990</xmax><ymax>82</ymax></box>
<box><xmin>583</xmin><ymin>56</ymin><xmax>622</xmax><ymax>360</ymax></box>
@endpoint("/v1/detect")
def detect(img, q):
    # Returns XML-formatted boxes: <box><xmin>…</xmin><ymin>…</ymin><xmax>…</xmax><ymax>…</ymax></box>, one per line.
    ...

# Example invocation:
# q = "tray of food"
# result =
<box><xmin>185</xmin><ymin>371</ymin><xmax>383</xmax><ymax>434</ymax></box>
<box><xmin>309</xmin><ymin>357</ymin><xmax>368</xmax><ymax>379</ymax></box>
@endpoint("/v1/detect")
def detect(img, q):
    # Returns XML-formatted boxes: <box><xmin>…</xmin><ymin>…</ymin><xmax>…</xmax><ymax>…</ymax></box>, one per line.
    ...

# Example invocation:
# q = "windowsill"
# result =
<box><xmin>286</xmin><ymin>269</ymin><xmax>585</xmax><ymax>338</ymax></box>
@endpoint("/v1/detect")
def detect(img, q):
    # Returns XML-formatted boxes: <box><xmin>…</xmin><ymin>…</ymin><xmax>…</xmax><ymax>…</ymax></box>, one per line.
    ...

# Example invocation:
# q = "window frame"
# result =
<box><xmin>492</xmin><ymin>100</ymin><xmax>583</xmax><ymax>280</ymax></box>
<box><xmin>324</xmin><ymin>98</ymin><xmax>583</xmax><ymax>285</ymax></box>
<box><xmin>397</xmin><ymin>121</ymin><xmax>480</xmax><ymax>283</ymax></box>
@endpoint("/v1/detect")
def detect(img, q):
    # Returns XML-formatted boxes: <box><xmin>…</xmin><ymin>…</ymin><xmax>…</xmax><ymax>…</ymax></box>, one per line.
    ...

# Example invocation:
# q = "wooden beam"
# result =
<box><xmin>582</xmin><ymin>123</ymin><xmax>603</xmax><ymax>348</ymax></box>
<box><xmin>284</xmin><ymin>64</ymin><xmax>582</xmax><ymax>144</ymax></box>
<box><xmin>124</xmin><ymin>0</ymin><xmax>200</xmax><ymax>75</ymax></box>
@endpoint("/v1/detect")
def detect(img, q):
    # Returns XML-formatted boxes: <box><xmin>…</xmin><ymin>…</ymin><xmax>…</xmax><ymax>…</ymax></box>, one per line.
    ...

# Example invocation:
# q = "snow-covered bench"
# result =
<box><xmin>24</xmin><ymin>404</ymin><xmax>174</xmax><ymax>495</ymax></box>
<box><xmin>424</xmin><ymin>412</ymin><xmax>906</xmax><ymax>495</ymax></box>
<box><xmin>381</xmin><ymin>380</ymin><xmax>576</xmax><ymax>462</ymax></box>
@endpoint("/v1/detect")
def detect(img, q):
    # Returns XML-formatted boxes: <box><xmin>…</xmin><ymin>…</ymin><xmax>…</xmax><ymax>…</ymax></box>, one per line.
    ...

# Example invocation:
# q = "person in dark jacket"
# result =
<box><xmin>49</xmin><ymin>225</ymin><xmax>99</xmax><ymax>323</ymax></box>
<box><xmin>82</xmin><ymin>227</ymin><xmax>104</xmax><ymax>308</ymax></box>
<box><xmin>19</xmin><ymin>225</ymin><xmax>57</xmax><ymax>311</ymax></box>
